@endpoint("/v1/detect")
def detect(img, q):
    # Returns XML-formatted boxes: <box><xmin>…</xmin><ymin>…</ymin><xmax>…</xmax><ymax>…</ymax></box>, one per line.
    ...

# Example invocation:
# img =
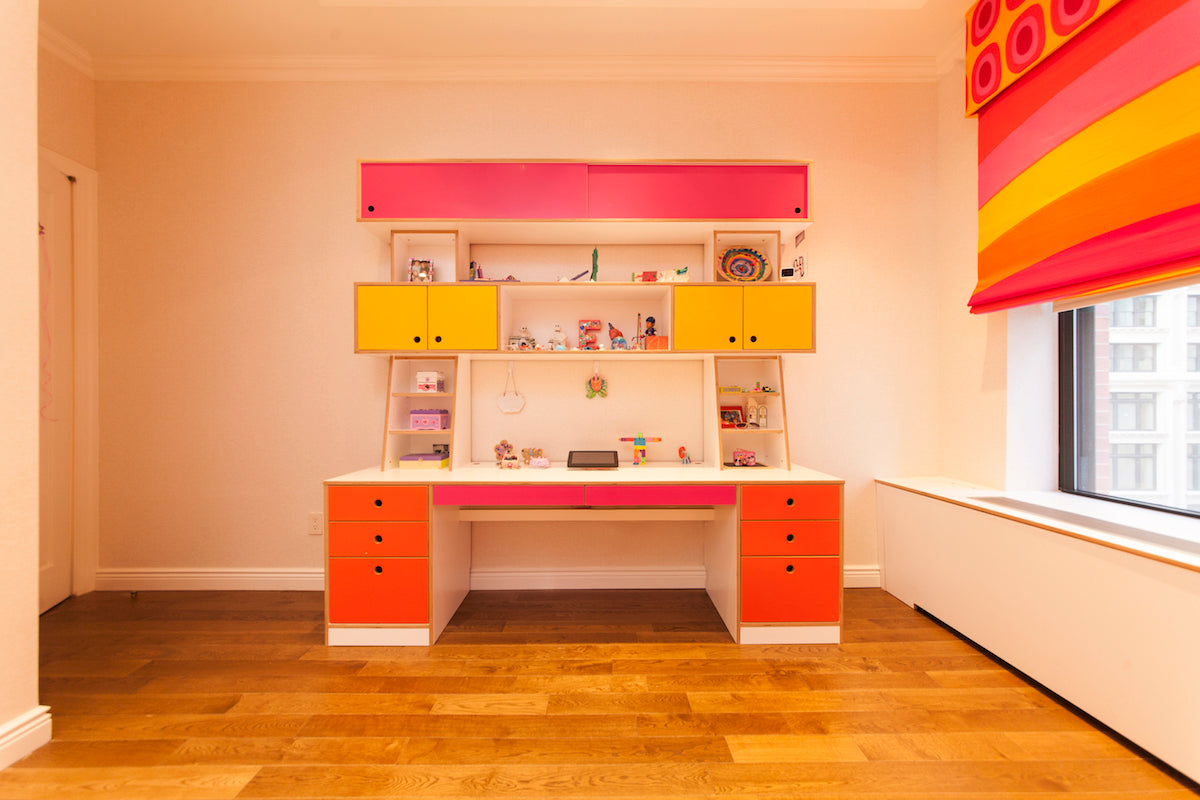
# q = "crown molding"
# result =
<box><xmin>93</xmin><ymin>54</ymin><xmax>940</xmax><ymax>83</ymax></box>
<box><xmin>39</xmin><ymin>22</ymin><xmax>94</xmax><ymax>79</ymax></box>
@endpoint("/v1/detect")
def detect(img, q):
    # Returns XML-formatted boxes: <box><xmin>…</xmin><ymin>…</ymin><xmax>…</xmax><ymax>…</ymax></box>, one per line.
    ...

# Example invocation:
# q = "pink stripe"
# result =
<box><xmin>970</xmin><ymin>203</ymin><xmax>1200</xmax><ymax>308</ymax></box>
<box><xmin>585</xmin><ymin>485</ymin><xmax>736</xmax><ymax>506</ymax></box>
<box><xmin>978</xmin><ymin>0</ymin><xmax>1200</xmax><ymax>207</ymax></box>
<box><xmin>431</xmin><ymin>485</ymin><xmax>586</xmax><ymax>506</ymax></box>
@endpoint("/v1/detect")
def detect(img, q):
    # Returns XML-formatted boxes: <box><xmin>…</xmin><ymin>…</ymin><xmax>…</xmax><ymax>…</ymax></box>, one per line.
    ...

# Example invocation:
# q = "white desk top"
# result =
<box><xmin>327</xmin><ymin>462</ymin><xmax>842</xmax><ymax>485</ymax></box>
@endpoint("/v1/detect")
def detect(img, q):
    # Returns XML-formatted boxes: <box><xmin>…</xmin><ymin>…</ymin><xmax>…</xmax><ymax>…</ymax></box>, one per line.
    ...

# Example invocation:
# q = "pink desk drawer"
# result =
<box><xmin>432</xmin><ymin>485</ymin><xmax>586</xmax><ymax>506</ymax></box>
<box><xmin>585</xmin><ymin>485</ymin><xmax>736</xmax><ymax>506</ymax></box>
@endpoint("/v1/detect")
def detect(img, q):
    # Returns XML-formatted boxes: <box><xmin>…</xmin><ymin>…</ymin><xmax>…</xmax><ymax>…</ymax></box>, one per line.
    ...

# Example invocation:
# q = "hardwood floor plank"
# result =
<box><xmin>395</xmin><ymin>735</ymin><xmax>733</xmax><ymax>764</ymax></box>
<box><xmin>0</xmin><ymin>766</ymin><xmax>258</xmax><ymax>800</ymax></box>
<box><xmin>725</xmin><ymin>733</ymin><xmax>870</xmax><ymax>763</ymax></box>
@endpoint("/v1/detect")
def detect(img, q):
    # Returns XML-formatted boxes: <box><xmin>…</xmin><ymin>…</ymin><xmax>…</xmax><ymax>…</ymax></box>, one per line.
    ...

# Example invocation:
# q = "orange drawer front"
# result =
<box><xmin>327</xmin><ymin>557</ymin><xmax>428</xmax><ymax>624</ymax></box>
<box><xmin>740</xmin><ymin>556</ymin><xmax>840</xmax><ymax>623</ymax></box>
<box><xmin>327</xmin><ymin>485</ymin><xmax>428</xmax><ymax>522</ymax></box>
<box><xmin>741</xmin><ymin>520</ymin><xmax>839</xmax><ymax>556</ymax></box>
<box><xmin>740</xmin><ymin>484</ymin><xmax>840</xmax><ymax>521</ymax></box>
<box><xmin>328</xmin><ymin>521</ymin><xmax>428</xmax><ymax>558</ymax></box>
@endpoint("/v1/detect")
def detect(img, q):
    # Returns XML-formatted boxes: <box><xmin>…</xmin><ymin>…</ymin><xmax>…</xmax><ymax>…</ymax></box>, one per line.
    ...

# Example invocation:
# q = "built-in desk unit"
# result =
<box><xmin>329</xmin><ymin>159</ymin><xmax>842</xmax><ymax>645</ymax></box>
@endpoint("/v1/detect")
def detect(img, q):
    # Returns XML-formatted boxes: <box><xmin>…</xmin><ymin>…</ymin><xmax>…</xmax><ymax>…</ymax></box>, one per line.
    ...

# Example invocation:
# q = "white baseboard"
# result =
<box><xmin>843</xmin><ymin>564</ymin><xmax>882</xmax><ymax>588</ymax></box>
<box><xmin>0</xmin><ymin>706</ymin><xmax>51</xmax><ymax>770</ymax></box>
<box><xmin>470</xmin><ymin>566</ymin><xmax>708</xmax><ymax>590</ymax></box>
<box><xmin>94</xmin><ymin>568</ymin><xmax>324</xmax><ymax>591</ymax></box>
<box><xmin>90</xmin><ymin>565</ymin><xmax>880</xmax><ymax>592</ymax></box>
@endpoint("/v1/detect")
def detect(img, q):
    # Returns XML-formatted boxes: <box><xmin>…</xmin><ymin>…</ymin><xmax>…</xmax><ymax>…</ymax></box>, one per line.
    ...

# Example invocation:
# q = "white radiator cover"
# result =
<box><xmin>877</xmin><ymin>482</ymin><xmax>1200</xmax><ymax>783</ymax></box>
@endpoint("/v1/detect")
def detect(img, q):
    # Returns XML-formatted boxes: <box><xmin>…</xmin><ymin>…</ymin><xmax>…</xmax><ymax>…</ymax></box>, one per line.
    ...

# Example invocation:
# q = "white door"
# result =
<box><xmin>39</xmin><ymin>158</ymin><xmax>74</xmax><ymax>613</ymax></box>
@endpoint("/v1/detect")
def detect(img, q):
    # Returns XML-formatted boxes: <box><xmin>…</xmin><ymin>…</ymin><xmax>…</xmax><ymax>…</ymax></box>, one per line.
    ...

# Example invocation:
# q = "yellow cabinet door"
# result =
<box><xmin>356</xmin><ymin>284</ymin><xmax>428</xmax><ymax>352</ymax></box>
<box><xmin>743</xmin><ymin>284</ymin><xmax>815</xmax><ymax>351</ymax></box>
<box><xmin>673</xmin><ymin>285</ymin><xmax>744</xmax><ymax>351</ymax></box>
<box><xmin>427</xmin><ymin>284</ymin><xmax>497</xmax><ymax>351</ymax></box>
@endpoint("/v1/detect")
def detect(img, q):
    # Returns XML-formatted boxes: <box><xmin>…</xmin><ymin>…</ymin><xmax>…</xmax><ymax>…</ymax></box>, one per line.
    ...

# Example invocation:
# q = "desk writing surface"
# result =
<box><xmin>326</xmin><ymin>463</ymin><xmax>842</xmax><ymax>485</ymax></box>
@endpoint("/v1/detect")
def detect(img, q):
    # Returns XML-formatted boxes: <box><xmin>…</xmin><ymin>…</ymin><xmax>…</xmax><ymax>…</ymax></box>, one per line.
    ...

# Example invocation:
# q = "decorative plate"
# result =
<box><xmin>718</xmin><ymin>247</ymin><xmax>771</xmax><ymax>282</ymax></box>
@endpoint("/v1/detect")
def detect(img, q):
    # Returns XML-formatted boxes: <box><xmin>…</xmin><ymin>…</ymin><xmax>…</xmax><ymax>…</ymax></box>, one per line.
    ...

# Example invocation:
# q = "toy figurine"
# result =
<box><xmin>644</xmin><ymin>316</ymin><xmax>656</xmax><ymax>337</ymax></box>
<box><xmin>500</xmin><ymin>452</ymin><xmax>521</xmax><ymax>469</ymax></box>
<box><xmin>548</xmin><ymin>324</ymin><xmax>568</xmax><ymax>350</ymax></box>
<box><xmin>590</xmin><ymin>247</ymin><xmax>599</xmax><ymax>282</ymax></box>
<box><xmin>608</xmin><ymin>323</ymin><xmax>627</xmax><ymax>350</ymax></box>
<box><xmin>678</xmin><ymin>446</ymin><xmax>691</xmax><ymax>464</ymax></box>
<box><xmin>494</xmin><ymin>439</ymin><xmax>514</xmax><ymax>463</ymax></box>
<box><xmin>732</xmin><ymin>448</ymin><xmax>757</xmax><ymax>467</ymax></box>
<box><xmin>619</xmin><ymin>432</ymin><xmax>662</xmax><ymax>465</ymax></box>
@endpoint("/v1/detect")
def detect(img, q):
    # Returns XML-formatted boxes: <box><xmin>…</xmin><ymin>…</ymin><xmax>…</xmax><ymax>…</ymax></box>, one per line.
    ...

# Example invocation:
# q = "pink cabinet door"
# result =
<box><xmin>359</xmin><ymin>162</ymin><xmax>588</xmax><ymax>220</ymax></box>
<box><xmin>587</xmin><ymin>163</ymin><xmax>810</xmax><ymax>220</ymax></box>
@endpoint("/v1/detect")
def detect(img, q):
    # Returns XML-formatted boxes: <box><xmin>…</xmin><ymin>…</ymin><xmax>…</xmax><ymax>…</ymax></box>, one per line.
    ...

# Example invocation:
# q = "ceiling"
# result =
<box><xmin>39</xmin><ymin>0</ymin><xmax>969</xmax><ymax>81</ymax></box>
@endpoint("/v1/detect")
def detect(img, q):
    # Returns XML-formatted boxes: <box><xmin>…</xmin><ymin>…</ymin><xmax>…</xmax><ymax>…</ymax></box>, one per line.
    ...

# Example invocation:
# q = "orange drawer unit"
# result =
<box><xmin>739</xmin><ymin>482</ymin><xmax>842</xmax><ymax>633</ymax></box>
<box><xmin>325</xmin><ymin>484</ymin><xmax>430</xmax><ymax>631</ymax></box>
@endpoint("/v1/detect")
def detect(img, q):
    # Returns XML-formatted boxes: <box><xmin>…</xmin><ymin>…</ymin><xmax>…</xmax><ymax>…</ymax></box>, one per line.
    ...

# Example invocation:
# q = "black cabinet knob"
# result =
<box><xmin>374</xmin><ymin>499</ymin><xmax>383</xmax><ymax>507</ymax></box>
<box><xmin>794</xmin><ymin>207</ymin><xmax>802</xmax><ymax>214</ymax></box>
<box><xmin>786</xmin><ymin>533</ymin><xmax>795</xmax><ymax>542</ymax></box>
<box><xmin>729</xmin><ymin>336</ymin><xmax>736</xmax><ymax>343</ymax></box>
<box><xmin>785</xmin><ymin>564</ymin><xmax>795</xmax><ymax>573</ymax></box>
<box><xmin>413</xmin><ymin>335</ymin><xmax>421</xmax><ymax>343</ymax></box>
<box><xmin>367</xmin><ymin>205</ymin><xmax>375</xmax><ymax>213</ymax></box>
<box><xmin>434</xmin><ymin>335</ymin><xmax>443</xmax><ymax>343</ymax></box>
<box><xmin>374</xmin><ymin>565</ymin><xmax>383</xmax><ymax>574</ymax></box>
<box><xmin>749</xmin><ymin>335</ymin><xmax>757</xmax><ymax>343</ymax></box>
<box><xmin>374</xmin><ymin>534</ymin><xmax>383</xmax><ymax>543</ymax></box>
<box><xmin>786</xmin><ymin>498</ymin><xmax>795</xmax><ymax>506</ymax></box>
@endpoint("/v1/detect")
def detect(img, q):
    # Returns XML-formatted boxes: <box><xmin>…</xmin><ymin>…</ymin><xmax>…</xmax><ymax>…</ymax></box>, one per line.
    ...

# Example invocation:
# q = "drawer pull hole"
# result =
<box><xmin>374</xmin><ymin>499</ymin><xmax>383</xmax><ymax>507</ymax></box>
<box><xmin>749</xmin><ymin>335</ymin><xmax>757</xmax><ymax>343</ymax></box>
<box><xmin>434</xmin><ymin>335</ymin><xmax>443</xmax><ymax>343</ymax></box>
<box><xmin>786</xmin><ymin>497</ymin><xmax>795</xmax><ymax>506</ymax></box>
<box><xmin>786</xmin><ymin>533</ymin><xmax>795</xmax><ymax>542</ymax></box>
<box><xmin>374</xmin><ymin>565</ymin><xmax>383</xmax><ymax>574</ymax></box>
<box><xmin>413</xmin><ymin>336</ymin><xmax>422</xmax><ymax>343</ymax></box>
<box><xmin>374</xmin><ymin>535</ymin><xmax>383</xmax><ymax>543</ymax></box>
<box><xmin>786</xmin><ymin>564</ymin><xmax>795</xmax><ymax>573</ymax></box>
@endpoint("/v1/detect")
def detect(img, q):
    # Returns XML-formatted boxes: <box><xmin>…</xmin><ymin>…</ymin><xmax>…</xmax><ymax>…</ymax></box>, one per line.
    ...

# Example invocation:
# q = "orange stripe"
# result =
<box><xmin>976</xmin><ymin>132</ymin><xmax>1200</xmax><ymax>293</ymax></box>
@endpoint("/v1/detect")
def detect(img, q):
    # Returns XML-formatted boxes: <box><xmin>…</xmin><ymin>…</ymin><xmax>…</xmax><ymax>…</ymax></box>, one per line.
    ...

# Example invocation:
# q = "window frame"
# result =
<box><xmin>1059</xmin><ymin>307</ymin><xmax>1200</xmax><ymax>520</ymax></box>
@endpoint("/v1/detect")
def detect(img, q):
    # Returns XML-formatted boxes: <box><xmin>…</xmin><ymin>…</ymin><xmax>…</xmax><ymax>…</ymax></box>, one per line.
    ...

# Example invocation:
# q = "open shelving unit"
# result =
<box><xmin>380</xmin><ymin>355</ymin><xmax>458</xmax><ymax>470</ymax></box>
<box><xmin>714</xmin><ymin>355</ymin><xmax>790</xmax><ymax>470</ymax></box>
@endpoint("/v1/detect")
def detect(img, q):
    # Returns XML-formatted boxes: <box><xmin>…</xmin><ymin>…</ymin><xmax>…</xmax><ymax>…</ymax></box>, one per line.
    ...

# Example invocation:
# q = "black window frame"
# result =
<box><xmin>1058</xmin><ymin>307</ymin><xmax>1200</xmax><ymax>520</ymax></box>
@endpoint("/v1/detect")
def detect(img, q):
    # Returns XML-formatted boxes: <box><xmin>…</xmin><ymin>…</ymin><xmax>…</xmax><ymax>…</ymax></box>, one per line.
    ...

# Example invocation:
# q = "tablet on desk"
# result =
<box><xmin>567</xmin><ymin>450</ymin><xmax>619</xmax><ymax>469</ymax></box>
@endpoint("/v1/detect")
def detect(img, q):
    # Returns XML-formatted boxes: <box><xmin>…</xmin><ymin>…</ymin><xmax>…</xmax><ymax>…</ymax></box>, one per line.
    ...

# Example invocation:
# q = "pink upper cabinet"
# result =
<box><xmin>359</xmin><ymin>161</ymin><xmax>589</xmax><ymax>220</ymax></box>
<box><xmin>587</xmin><ymin>163</ymin><xmax>810</xmax><ymax>220</ymax></box>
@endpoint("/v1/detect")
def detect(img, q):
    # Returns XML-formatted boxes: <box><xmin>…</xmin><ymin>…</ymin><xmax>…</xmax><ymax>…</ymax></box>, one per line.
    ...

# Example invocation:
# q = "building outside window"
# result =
<box><xmin>1110</xmin><ymin>342</ymin><xmax>1157</xmax><ymax>372</ymax></box>
<box><xmin>1111</xmin><ymin>392</ymin><xmax>1156</xmax><ymax>431</ymax></box>
<box><xmin>1112</xmin><ymin>295</ymin><xmax>1156</xmax><ymax>327</ymax></box>
<box><xmin>1060</xmin><ymin>281</ymin><xmax>1200</xmax><ymax>516</ymax></box>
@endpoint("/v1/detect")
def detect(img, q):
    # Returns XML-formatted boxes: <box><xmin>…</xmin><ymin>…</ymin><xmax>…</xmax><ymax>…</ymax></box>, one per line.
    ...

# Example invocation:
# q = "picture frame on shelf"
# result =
<box><xmin>720</xmin><ymin>406</ymin><xmax>745</xmax><ymax>428</ymax></box>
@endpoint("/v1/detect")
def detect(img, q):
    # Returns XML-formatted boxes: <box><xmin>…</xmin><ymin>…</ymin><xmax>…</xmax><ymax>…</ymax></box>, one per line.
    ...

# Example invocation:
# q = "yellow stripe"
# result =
<box><xmin>979</xmin><ymin>63</ymin><xmax>1200</xmax><ymax>252</ymax></box>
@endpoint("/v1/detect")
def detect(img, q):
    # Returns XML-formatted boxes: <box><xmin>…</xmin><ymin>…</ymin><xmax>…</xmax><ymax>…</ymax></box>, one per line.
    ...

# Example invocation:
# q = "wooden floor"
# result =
<box><xmin>5</xmin><ymin>588</ymin><xmax>1196</xmax><ymax>799</ymax></box>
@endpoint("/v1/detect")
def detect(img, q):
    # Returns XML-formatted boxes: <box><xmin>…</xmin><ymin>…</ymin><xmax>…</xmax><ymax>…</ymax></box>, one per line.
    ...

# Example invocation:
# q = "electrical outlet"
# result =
<box><xmin>308</xmin><ymin>512</ymin><xmax>323</xmax><ymax>536</ymax></box>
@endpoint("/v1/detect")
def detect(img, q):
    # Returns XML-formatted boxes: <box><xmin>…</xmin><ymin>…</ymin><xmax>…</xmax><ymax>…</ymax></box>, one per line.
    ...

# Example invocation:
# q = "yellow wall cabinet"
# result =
<box><xmin>673</xmin><ymin>284</ymin><xmax>814</xmax><ymax>351</ymax></box>
<box><xmin>356</xmin><ymin>284</ymin><xmax>497</xmax><ymax>352</ymax></box>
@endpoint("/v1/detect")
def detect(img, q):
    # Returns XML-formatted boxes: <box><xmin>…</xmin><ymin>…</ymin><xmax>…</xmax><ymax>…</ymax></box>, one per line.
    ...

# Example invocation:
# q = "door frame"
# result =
<box><xmin>39</xmin><ymin>147</ymin><xmax>98</xmax><ymax>597</ymax></box>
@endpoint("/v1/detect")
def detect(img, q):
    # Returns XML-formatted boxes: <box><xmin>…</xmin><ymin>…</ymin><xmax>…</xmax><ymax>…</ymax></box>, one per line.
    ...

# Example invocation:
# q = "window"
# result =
<box><xmin>1111</xmin><ymin>392</ymin><xmax>1156</xmax><ymax>431</ymax></box>
<box><xmin>1191</xmin><ymin>444</ymin><xmax>1200</xmax><ymax>492</ymax></box>
<box><xmin>1060</xmin><ymin>281</ymin><xmax>1200</xmax><ymax>518</ymax></box>
<box><xmin>1112</xmin><ymin>295</ymin><xmax>1156</xmax><ymax>327</ymax></box>
<box><xmin>1110</xmin><ymin>343</ymin><xmax>1156</xmax><ymax>371</ymax></box>
<box><xmin>1112</xmin><ymin>443</ymin><xmax>1157</xmax><ymax>491</ymax></box>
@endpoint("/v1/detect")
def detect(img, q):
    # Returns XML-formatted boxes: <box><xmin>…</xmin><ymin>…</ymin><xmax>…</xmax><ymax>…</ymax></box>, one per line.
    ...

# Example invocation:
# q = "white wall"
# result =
<box><xmin>91</xmin><ymin>79</ymin><xmax>949</xmax><ymax>585</ymax></box>
<box><xmin>0</xmin><ymin>0</ymin><xmax>53</xmax><ymax>767</ymax></box>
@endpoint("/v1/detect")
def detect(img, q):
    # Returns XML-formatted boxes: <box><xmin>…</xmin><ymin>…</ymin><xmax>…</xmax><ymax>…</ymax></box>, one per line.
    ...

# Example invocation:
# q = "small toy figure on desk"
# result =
<box><xmin>608</xmin><ymin>323</ymin><xmax>627</xmax><ymax>350</ymax></box>
<box><xmin>548</xmin><ymin>324</ymin><xmax>568</xmax><ymax>350</ymax></box>
<box><xmin>619</xmin><ymin>432</ymin><xmax>662</xmax><ymax>465</ymax></box>
<box><xmin>494</xmin><ymin>439</ymin><xmax>517</xmax><ymax>468</ymax></box>
<box><xmin>643</xmin><ymin>316</ymin><xmax>668</xmax><ymax>350</ymax></box>
<box><xmin>678</xmin><ymin>446</ymin><xmax>691</xmax><ymax>465</ymax></box>
<box><xmin>732</xmin><ymin>448</ymin><xmax>757</xmax><ymax>467</ymax></box>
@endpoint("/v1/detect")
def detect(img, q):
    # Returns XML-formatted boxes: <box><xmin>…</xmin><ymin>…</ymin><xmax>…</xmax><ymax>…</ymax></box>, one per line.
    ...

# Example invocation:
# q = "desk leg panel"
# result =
<box><xmin>431</xmin><ymin>507</ymin><xmax>471</xmax><ymax>643</ymax></box>
<box><xmin>703</xmin><ymin>504</ymin><xmax>739</xmax><ymax>641</ymax></box>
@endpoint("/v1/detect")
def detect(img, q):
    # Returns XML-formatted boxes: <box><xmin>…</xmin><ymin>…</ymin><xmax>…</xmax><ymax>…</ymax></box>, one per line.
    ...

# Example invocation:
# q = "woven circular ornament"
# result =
<box><xmin>718</xmin><ymin>248</ymin><xmax>770</xmax><ymax>282</ymax></box>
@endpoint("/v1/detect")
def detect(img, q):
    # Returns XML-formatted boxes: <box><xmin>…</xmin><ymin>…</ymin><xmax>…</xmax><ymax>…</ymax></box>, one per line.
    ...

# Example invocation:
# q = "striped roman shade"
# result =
<box><xmin>967</xmin><ymin>0</ymin><xmax>1200</xmax><ymax>314</ymax></box>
